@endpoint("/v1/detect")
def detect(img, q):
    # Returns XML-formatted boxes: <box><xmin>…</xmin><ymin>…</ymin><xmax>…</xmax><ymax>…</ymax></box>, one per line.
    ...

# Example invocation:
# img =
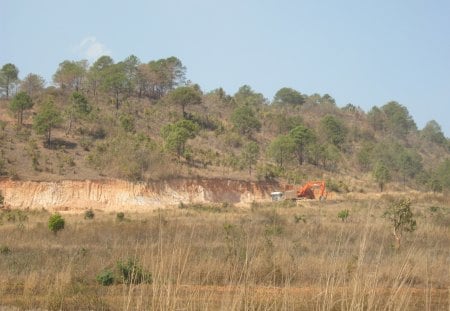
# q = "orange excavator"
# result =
<box><xmin>271</xmin><ymin>180</ymin><xmax>327</xmax><ymax>201</ymax></box>
<box><xmin>297</xmin><ymin>180</ymin><xmax>327</xmax><ymax>200</ymax></box>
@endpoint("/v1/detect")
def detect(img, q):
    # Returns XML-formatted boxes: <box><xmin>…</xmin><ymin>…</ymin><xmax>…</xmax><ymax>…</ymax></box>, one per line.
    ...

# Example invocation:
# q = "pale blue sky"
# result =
<box><xmin>1</xmin><ymin>0</ymin><xmax>450</xmax><ymax>136</ymax></box>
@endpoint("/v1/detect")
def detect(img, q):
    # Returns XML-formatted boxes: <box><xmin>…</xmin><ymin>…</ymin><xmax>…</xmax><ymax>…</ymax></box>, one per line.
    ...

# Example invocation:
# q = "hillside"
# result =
<box><xmin>1</xmin><ymin>57</ymin><xmax>450</xmax><ymax>194</ymax></box>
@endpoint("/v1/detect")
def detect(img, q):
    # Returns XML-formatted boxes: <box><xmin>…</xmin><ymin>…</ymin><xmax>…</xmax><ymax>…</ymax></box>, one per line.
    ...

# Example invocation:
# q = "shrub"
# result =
<box><xmin>0</xmin><ymin>245</ymin><xmax>11</xmax><ymax>255</ymax></box>
<box><xmin>294</xmin><ymin>214</ymin><xmax>307</xmax><ymax>224</ymax></box>
<box><xmin>256</xmin><ymin>163</ymin><xmax>281</xmax><ymax>181</ymax></box>
<box><xmin>96</xmin><ymin>269</ymin><xmax>115</xmax><ymax>286</ymax></box>
<box><xmin>338</xmin><ymin>209</ymin><xmax>350</xmax><ymax>222</ymax></box>
<box><xmin>383</xmin><ymin>198</ymin><xmax>416</xmax><ymax>249</ymax></box>
<box><xmin>0</xmin><ymin>192</ymin><xmax>4</xmax><ymax>207</ymax></box>
<box><xmin>48</xmin><ymin>213</ymin><xmax>65</xmax><ymax>235</ymax></box>
<box><xmin>116</xmin><ymin>212</ymin><xmax>125</xmax><ymax>222</ymax></box>
<box><xmin>117</xmin><ymin>258</ymin><xmax>152</xmax><ymax>284</ymax></box>
<box><xmin>1</xmin><ymin>210</ymin><xmax>28</xmax><ymax>223</ymax></box>
<box><xmin>84</xmin><ymin>209</ymin><xmax>95</xmax><ymax>220</ymax></box>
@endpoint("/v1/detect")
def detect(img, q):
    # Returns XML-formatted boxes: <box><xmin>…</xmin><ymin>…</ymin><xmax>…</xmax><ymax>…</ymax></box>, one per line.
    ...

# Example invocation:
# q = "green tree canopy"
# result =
<box><xmin>381</xmin><ymin>101</ymin><xmax>417</xmax><ymax>138</ymax></box>
<box><xmin>167</xmin><ymin>86</ymin><xmax>202</xmax><ymax>117</ymax></box>
<box><xmin>267</xmin><ymin>135</ymin><xmax>295</xmax><ymax>169</ymax></box>
<box><xmin>33</xmin><ymin>100</ymin><xmax>62</xmax><ymax>145</ymax></box>
<box><xmin>434</xmin><ymin>158</ymin><xmax>450</xmax><ymax>191</ymax></box>
<box><xmin>101</xmin><ymin>62</ymin><xmax>128</xmax><ymax>109</ymax></box>
<box><xmin>231</xmin><ymin>105</ymin><xmax>261</xmax><ymax>137</ymax></box>
<box><xmin>161</xmin><ymin>120</ymin><xmax>199</xmax><ymax>159</ymax></box>
<box><xmin>367</xmin><ymin>106</ymin><xmax>386</xmax><ymax>132</ymax></box>
<box><xmin>320</xmin><ymin>115</ymin><xmax>347</xmax><ymax>148</ymax></box>
<box><xmin>88</xmin><ymin>55</ymin><xmax>114</xmax><ymax>96</ymax></box>
<box><xmin>0</xmin><ymin>63</ymin><xmax>19</xmax><ymax>99</ymax></box>
<box><xmin>139</xmin><ymin>57</ymin><xmax>186</xmax><ymax>99</ymax></box>
<box><xmin>53</xmin><ymin>60</ymin><xmax>87</xmax><ymax>91</ymax></box>
<box><xmin>273</xmin><ymin>87</ymin><xmax>304</xmax><ymax>105</ymax></box>
<box><xmin>241</xmin><ymin>141</ymin><xmax>260</xmax><ymax>175</ymax></box>
<box><xmin>383</xmin><ymin>199</ymin><xmax>416</xmax><ymax>249</ymax></box>
<box><xmin>10</xmin><ymin>91</ymin><xmax>33</xmax><ymax>126</ymax></box>
<box><xmin>48</xmin><ymin>213</ymin><xmax>65</xmax><ymax>235</ymax></box>
<box><xmin>233</xmin><ymin>85</ymin><xmax>266</xmax><ymax>107</ymax></box>
<box><xmin>65</xmin><ymin>91</ymin><xmax>92</xmax><ymax>134</ymax></box>
<box><xmin>373</xmin><ymin>162</ymin><xmax>391</xmax><ymax>192</ymax></box>
<box><xmin>421</xmin><ymin>120</ymin><xmax>446</xmax><ymax>145</ymax></box>
<box><xmin>289</xmin><ymin>125</ymin><xmax>315</xmax><ymax>165</ymax></box>
<box><xmin>122</xmin><ymin>54</ymin><xmax>141</xmax><ymax>95</ymax></box>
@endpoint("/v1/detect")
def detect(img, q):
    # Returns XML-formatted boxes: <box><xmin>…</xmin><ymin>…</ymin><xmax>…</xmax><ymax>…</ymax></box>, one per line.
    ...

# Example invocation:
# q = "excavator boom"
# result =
<box><xmin>297</xmin><ymin>181</ymin><xmax>326</xmax><ymax>200</ymax></box>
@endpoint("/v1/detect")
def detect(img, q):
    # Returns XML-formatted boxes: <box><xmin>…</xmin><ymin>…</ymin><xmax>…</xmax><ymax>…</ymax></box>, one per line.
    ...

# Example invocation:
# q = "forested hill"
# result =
<box><xmin>1</xmin><ymin>56</ymin><xmax>450</xmax><ymax>193</ymax></box>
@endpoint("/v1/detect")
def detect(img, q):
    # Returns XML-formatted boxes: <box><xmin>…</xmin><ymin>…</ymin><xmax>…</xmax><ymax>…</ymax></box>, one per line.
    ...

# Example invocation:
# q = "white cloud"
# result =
<box><xmin>75</xmin><ymin>36</ymin><xmax>111</xmax><ymax>62</ymax></box>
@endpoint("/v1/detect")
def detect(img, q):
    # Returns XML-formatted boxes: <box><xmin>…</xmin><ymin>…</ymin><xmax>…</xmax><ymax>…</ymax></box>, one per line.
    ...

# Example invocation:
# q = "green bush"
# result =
<box><xmin>256</xmin><ymin>163</ymin><xmax>281</xmax><ymax>181</ymax></box>
<box><xmin>96</xmin><ymin>269</ymin><xmax>115</xmax><ymax>286</ymax></box>
<box><xmin>0</xmin><ymin>192</ymin><xmax>4</xmax><ymax>206</ymax></box>
<box><xmin>383</xmin><ymin>198</ymin><xmax>416</xmax><ymax>249</ymax></box>
<box><xmin>0</xmin><ymin>245</ymin><xmax>11</xmax><ymax>255</ymax></box>
<box><xmin>48</xmin><ymin>213</ymin><xmax>65</xmax><ymax>235</ymax></box>
<box><xmin>116</xmin><ymin>212</ymin><xmax>125</xmax><ymax>222</ymax></box>
<box><xmin>84</xmin><ymin>209</ymin><xmax>95</xmax><ymax>220</ymax></box>
<box><xmin>117</xmin><ymin>258</ymin><xmax>152</xmax><ymax>284</ymax></box>
<box><xmin>1</xmin><ymin>210</ymin><xmax>28</xmax><ymax>223</ymax></box>
<box><xmin>338</xmin><ymin>209</ymin><xmax>350</xmax><ymax>222</ymax></box>
<box><xmin>294</xmin><ymin>214</ymin><xmax>307</xmax><ymax>224</ymax></box>
<box><xmin>327</xmin><ymin>179</ymin><xmax>350</xmax><ymax>193</ymax></box>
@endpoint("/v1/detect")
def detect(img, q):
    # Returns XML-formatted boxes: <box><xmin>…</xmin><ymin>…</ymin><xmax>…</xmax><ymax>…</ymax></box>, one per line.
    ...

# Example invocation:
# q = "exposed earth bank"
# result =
<box><xmin>0</xmin><ymin>178</ymin><xmax>278</xmax><ymax>212</ymax></box>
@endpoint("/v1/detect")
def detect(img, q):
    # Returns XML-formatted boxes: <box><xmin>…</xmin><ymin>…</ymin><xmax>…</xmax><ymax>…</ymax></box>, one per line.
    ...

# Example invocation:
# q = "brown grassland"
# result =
<box><xmin>0</xmin><ymin>194</ymin><xmax>449</xmax><ymax>310</ymax></box>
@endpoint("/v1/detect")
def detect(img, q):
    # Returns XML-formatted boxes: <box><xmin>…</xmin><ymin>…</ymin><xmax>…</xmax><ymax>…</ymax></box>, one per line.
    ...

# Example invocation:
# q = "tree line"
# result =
<box><xmin>1</xmin><ymin>57</ymin><xmax>450</xmax><ymax>192</ymax></box>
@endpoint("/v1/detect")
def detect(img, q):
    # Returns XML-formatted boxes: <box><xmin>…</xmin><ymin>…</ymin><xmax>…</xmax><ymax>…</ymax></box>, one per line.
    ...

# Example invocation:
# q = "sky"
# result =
<box><xmin>1</xmin><ymin>0</ymin><xmax>450</xmax><ymax>136</ymax></box>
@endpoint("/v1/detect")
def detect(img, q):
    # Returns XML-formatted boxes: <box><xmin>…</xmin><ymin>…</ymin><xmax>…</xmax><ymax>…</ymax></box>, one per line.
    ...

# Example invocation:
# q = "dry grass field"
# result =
<box><xmin>0</xmin><ymin>195</ymin><xmax>449</xmax><ymax>310</ymax></box>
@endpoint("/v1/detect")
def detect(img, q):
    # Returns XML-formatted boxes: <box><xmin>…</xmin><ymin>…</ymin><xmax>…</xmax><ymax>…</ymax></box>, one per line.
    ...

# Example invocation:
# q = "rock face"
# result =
<box><xmin>0</xmin><ymin>178</ymin><xmax>277</xmax><ymax>211</ymax></box>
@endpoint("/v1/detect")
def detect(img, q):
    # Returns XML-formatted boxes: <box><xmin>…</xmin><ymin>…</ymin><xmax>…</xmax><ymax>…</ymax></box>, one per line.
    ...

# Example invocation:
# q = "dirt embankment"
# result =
<box><xmin>0</xmin><ymin>178</ymin><xmax>278</xmax><ymax>212</ymax></box>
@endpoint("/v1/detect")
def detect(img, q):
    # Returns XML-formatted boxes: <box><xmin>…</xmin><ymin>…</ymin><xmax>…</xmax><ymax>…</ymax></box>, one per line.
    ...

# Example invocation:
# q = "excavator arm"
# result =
<box><xmin>297</xmin><ymin>181</ymin><xmax>326</xmax><ymax>200</ymax></box>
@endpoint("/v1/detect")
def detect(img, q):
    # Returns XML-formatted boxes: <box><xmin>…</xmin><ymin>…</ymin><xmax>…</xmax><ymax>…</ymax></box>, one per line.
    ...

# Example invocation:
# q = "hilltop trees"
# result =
<box><xmin>382</xmin><ymin>101</ymin><xmax>416</xmax><ymax>137</ymax></box>
<box><xmin>273</xmin><ymin>87</ymin><xmax>304</xmax><ymax>106</ymax></box>
<box><xmin>10</xmin><ymin>92</ymin><xmax>33</xmax><ymax>126</ymax></box>
<box><xmin>20</xmin><ymin>73</ymin><xmax>45</xmax><ymax>97</ymax></box>
<box><xmin>0</xmin><ymin>54</ymin><xmax>448</xmax><ymax>187</ymax></box>
<box><xmin>88</xmin><ymin>55</ymin><xmax>114</xmax><ymax>97</ymax></box>
<box><xmin>421</xmin><ymin>120</ymin><xmax>446</xmax><ymax>145</ymax></box>
<box><xmin>53</xmin><ymin>60</ymin><xmax>87</xmax><ymax>92</ymax></box>
<box><xmin>101</xmin><ymin>62</ymin><xmax>128</xmax><ymax>110</ymax></box>
<box><xmin>368</xmin><ymin>101</ymin><xmax>416</xmax><ymax>138</ymax></box>
<box><xmin>137</xmin><ymin>57</ymin><xmax>186</xmax><ymax>99</ymax></box>
<box><xmin>234</xmin><ymin>85</ymin><xmax>266</xmax><ymax>107</ymax></box>
<box><xmin>0</xmin><ymin>63</ymin><xmax>19</xmax><ymax>99</ymax></box>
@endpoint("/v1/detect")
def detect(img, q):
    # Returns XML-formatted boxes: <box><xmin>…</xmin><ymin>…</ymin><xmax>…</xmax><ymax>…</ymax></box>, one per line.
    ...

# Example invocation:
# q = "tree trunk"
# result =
<box><xmin>5</xmin><ymin>78</ymin><xmax>9</xmax><ymax>99</ymax></box>
<box><xmin>47</xmin><ymin>127</ymin><xmax>52</xmax><ymax>145</ymax></box>
<box><xmin>393</xmin><ymin>227</ymin><xmax>401</xmax><ymax>249</ymax></box>
<box><xmin>66</xmin><ymin>115</ymin><xmax>73</xmax><ymax>135</ymax></box>
<box><xmin>115</xmin><ymin>91</ymin><xmax>120</xmax><ymax>110</ymax></box>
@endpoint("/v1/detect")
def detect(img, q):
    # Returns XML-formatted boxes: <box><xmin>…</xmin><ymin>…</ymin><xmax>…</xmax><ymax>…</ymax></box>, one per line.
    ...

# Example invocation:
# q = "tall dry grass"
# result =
<box><xmin>0</xmin><ymin>197</ymin><xmax>449</xmax><ymax>310</ymax></box>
